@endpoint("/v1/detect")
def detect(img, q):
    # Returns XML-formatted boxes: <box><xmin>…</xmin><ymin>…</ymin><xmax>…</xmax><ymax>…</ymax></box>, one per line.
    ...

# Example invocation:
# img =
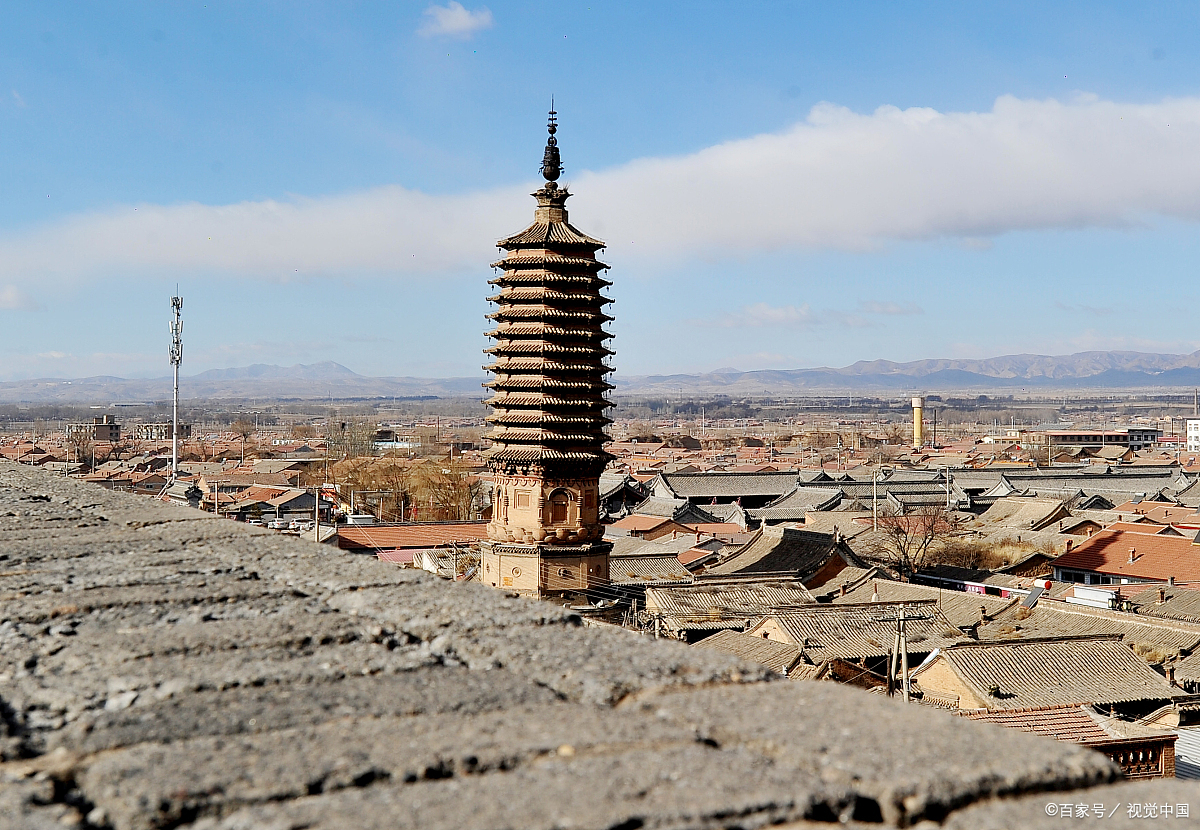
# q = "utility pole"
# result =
<box><xmin>873</xmin><ymin>468</ymin><xmax>879</xmax><ymax>531</ymax></box>
<box><xmin>169</xmin><ymin>293</ymin><xmax>183</xmax><ymax>481</ymax></box>
<box><xmin>875</xmin><ymin>602</ymin><xmax>934</xmax><ymax>702</ymax></box>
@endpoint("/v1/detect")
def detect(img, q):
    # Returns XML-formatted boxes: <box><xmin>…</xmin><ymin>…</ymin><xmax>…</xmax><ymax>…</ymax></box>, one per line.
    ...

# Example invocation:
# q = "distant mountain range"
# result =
<box><xmin>0</xmin><ymin>362</ymin><xmax>484</xmax><ymax>404</ymax></box>
<box><xmin>616</xmin><ymin>350</ymin><xmax>1200</xmax><ymax>395</ymax></box>
<box><xmin>4</xmin><ymin>351</ymin><xmax>1200</xmax><ymax>403</ymax></box>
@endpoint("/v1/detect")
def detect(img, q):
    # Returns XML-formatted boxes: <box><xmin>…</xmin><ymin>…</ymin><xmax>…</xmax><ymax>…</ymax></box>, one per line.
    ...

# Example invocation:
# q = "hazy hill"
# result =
<box><xmin>0</xmin><ymin>363</ymin><xmax>484</xmax><ymax>404</ymax></box>
<box><xmin>4</xmin><ymin>350</ymin><xmax>1200</xmax><ymax>403</ymax></box>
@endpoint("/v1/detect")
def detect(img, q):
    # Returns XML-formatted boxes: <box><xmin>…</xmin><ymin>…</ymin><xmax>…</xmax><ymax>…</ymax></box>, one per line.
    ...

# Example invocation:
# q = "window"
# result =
<box><xmin>515</xmin><ymin>491</ymin><xmax>530</xmax><ymax>508</ymax></box>
<box><xmin>548</xmin><ymin>491</ymin><xmax>570</xmax><ymax>524</ymax></box>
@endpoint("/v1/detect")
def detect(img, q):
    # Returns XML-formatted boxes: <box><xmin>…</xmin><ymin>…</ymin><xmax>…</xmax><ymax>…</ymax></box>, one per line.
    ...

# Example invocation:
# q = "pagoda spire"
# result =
<box><xmin>540</xmin><ymin>103</ymin><xmax>562</xmax><ymax>184</ymax></box>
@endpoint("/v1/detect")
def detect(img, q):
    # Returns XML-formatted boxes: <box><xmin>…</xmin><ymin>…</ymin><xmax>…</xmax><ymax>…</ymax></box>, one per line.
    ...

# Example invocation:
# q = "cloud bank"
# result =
<box><xmin>0</xmin><ymin>285</ymin><xmax>38</xmax><ymax>310</ymax></box>
<box><xmin>418</xmin><ymin>2</ymin><xmax>494</xmax><ymax>39</ymax></box>
<box><xmin>5</xmin><ymin>94</ymin><xmax>1200</xmax><ymax>288</ymax></box>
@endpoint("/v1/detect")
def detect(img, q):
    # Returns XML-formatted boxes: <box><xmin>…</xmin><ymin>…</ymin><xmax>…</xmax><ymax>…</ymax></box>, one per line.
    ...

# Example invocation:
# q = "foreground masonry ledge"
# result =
<box><xmin>0</xmin><ymin>461</ymin><xmax>1184</xmax><ymax>830</ymax></box>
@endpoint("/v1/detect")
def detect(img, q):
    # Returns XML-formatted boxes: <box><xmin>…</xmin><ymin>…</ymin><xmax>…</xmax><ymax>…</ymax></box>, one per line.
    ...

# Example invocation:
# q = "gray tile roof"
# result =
<box><xmin>832</xmin><ymin>579</ymin><xmax>1018</xmax><ymax>630</ymax></box>
<box><xmin>747</xmin><ymin>487</ymin><xmax>843</xmax><ymax>522</ymax></box>
<box><xmin>969</xmin><ymin>497</ymin><xmax>1071</xmax><ymax>532</ymax></box>
<box><xmin>757</xmin><ymin>602</ymin><xmax>966</xmax><ymax>661</ymax></box>
<box><xmin>644</xmin><ymin>578</ymin><xmax>816</xmax><ymax>634</ymax></box>
<box><xmin>1125</xmin><ymin>584</ymin><xmax>1200</xmax><ymax>623</ymax></box>
<box><xmin>706</xmin><ymin>526</ymin><xmax>866</xmax><ymax>578</ymax></box>
<box><xmin>610</xmin><ymin>553</ymin><xmax>694</xmax><ymax>585</ymax></box>
<box><xmin>917</xmin><ymin>635</ymin><xmax>1182</xmax><ymax>709</ymax></box>
<box><xmin>657</xmin><ymin>471</ymin><xmax>800</xmax><ymax>499</ymax></box>
<box><xmin>692</xmin><ymin>629</ymin><xmax>803</xmax><ymax>675</ymax></box>
<box><xmin>977</xmin><ymin>599</ymin><xmax>1200</xmax><ymax>655</ymax></box>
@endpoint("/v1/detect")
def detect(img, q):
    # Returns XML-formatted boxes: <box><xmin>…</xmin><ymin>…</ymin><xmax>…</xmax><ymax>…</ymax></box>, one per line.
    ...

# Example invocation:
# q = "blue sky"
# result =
<box><xmin>3</xmin><ymin>2</ymin><xmax>1200</xmax><ymax>381</ymax></box>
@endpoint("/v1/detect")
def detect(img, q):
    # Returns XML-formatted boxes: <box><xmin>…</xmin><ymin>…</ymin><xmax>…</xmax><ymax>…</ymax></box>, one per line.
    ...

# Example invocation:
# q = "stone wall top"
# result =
<box><xmin>0</xmin><ymin>462</ymin><xmax>1184</xmax><ymax>829</ymax></box>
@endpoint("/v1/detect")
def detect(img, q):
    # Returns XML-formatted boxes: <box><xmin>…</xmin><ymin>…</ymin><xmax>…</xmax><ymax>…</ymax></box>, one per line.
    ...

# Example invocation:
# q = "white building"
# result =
<box><xmin>1186</xmin><ymin>418</ymin><xmax>1200</xmax><ymax>453</ymax></box>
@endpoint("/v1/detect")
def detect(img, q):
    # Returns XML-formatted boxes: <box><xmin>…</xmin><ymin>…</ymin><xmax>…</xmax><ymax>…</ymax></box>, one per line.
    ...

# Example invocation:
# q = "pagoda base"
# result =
<box><xmin>481</xmin><ymin>539</ymin><xmax>611</xmax><ymax>598</ymax></box>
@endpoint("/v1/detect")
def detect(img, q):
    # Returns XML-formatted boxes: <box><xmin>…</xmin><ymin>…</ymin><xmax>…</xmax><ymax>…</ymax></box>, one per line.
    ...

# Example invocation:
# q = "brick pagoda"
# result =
<box><xmin>480</xmin><ymin>108</ymin><xmax>614</xmax><ymax>597</ymax></box>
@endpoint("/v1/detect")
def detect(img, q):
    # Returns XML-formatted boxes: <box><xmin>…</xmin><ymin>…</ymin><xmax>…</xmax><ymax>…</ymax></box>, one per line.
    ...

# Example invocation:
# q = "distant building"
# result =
<box><xmin>1044</xmin><ymin>428</ymin><xmax>1161</xmax><ymax>452</ymax></box>
<box><xmin>67</xmin><ymin>415</ymin><xmax>120</xmax><ymax>443</ymax></box>
<box><xmin>1187</xmin><ymin>419</ymin><xmax>1200</xmax><ymax>454</ymax></box>
<box><xmin>133</xmin><ymin>422</ymin><xmax>192</xmax><ymax>441</ymax></box>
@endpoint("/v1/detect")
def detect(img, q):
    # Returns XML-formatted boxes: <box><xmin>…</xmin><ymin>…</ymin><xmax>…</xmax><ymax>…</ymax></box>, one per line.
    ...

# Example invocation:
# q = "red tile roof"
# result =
<box><xmin>958</xmin><ymin>705</ymin><xmax>1125</xmax><ymax>744</ymax></box>
<box><xmin>336</xmin><ymin>522</ymin><xmax>489</xmax><ymax>552</ymax></box>
<box><xmin>609</xmin><ymin>515</ymin><xmax>673</xmax><ymax>532</ymax></box>
<box><xmin>1052</xmin><ymin>528</ymin><xmax>1200</xmax><ymax>582</ymax></box>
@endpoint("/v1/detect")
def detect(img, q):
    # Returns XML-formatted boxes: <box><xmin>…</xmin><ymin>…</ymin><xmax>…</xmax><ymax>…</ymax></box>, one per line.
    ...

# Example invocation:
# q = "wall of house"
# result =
<box><xmin>1103</xmin><ymin>739</ymin><xmax>1176</xmax><ymax>779</ymax></box>
<box><xmin>912</xmin><ymin>658</ymin><xmax>985</xmax><ymax>709</ymax></box>
<box><xmin>746</xmin><ymin>617</ymin><xmax>790</xmax><ymax>644</ymax></box>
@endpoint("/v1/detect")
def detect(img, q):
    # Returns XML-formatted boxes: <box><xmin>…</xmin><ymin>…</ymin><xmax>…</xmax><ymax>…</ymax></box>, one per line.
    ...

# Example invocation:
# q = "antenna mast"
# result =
<box><xmin>170</xmin><ymin>293</ymin><xmax>184</xmax><ymax>479</ymax></box>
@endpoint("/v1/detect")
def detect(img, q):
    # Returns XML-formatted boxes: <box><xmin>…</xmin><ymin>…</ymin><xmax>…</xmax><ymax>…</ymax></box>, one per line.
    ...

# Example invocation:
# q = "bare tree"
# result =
<box><xmin>869</xmin><ymin>504</ymin><xmax>960</xmax><ymax>578</ymax></box>
<box><xmin>326</xmin><ymin>418</ymin><xmax>377</xmax><ymax>461</ymax></box>
<box><xmin>67</xmin><ymin>429</ymin><xmax>93</xmax><ymax>468</ymax></box>
<box><xmin>231</xmin><ymin>419</ymin><xmax>256</xmax><ymax>464</ymax></box>
<box><xmin>409</xmin><ymin>461</ymin><xmax>482</xmax><ymax>522</ymax></box>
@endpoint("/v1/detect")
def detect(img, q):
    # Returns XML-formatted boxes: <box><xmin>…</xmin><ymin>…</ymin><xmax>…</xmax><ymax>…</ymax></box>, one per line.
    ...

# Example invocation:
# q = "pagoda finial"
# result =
<box><xmin>540</xmin><ymin>100</ymin><xmax>561</xmax><ymax>185</ymax></box>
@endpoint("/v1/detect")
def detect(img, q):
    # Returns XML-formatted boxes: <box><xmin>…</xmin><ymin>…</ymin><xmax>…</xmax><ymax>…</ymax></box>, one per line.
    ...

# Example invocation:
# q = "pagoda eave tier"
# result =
<box><xmin>486</xmin><ymin>309</ymin><xmax>615</xmax><ymax>323</ymax></box>
<box><xmin>485</xmin><ymin>446</ymin><xmax>613</xmax><ymax>465</ymax></box>
<box><xmin>487</xmin><ymin>290</ymin><xmax>613</xmax><ymax>305</ymax></box>
<box><xmin>484</xmin><ymin>395</ymin><xmax>610</xmax><ymax>409</ymax></box>
<box><xmin>490</xmin><ymin>273</ymin><xmax>612</xmax><ymax>288</ymax></box>
<box><xmin>497</xmin><ymin>221</ymin><xmax>604</xmax><ymax>249</ymax></box>
<box><xmin>485</xmin><ymin>343</ymin><xmax>614</xmax><ymax>357</ymax></box>
<box><xmin>486</xmin><ymin>323</ymin><xmax>614</xmax><ymax>338</ymax></box>
<box><xmin>490</xmin><ymin>254</ymin><xmax>609</xmax><ymax>271</ymax></box>
<box><xmin>485</xmin><ymin>378</ymin><xmax>615</xmax><ymax>392</ymax></box>
<box><xmin>487</xmin><ymin>412</ymin><xmax>611</xmax><ymax>426</ymax></box>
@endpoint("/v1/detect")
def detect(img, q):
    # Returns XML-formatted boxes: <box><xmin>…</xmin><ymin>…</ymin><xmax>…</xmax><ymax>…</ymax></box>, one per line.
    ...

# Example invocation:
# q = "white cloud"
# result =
<box><xmin>718</xmin><ymin>302</ymin><xmax>889</xmax><ymax>329</ymax></box>
<box><xmin>418</xmin><ymin>2</ymin><xmax>493</xmax><ymax>39</ymax></box>
<box><xmin>7</xmin><ymin>94</ymin><xmax>1200</xmax><ymax>286</ymax></box>
<box><xmin>859</xmin><ymin>300</ymin><xmax>923</xmax><ymax>315</ymax></box>
<box><xmin>0</xmin><ymin>285</ymin><xmax>38</xmax><ymax>310</ymax></box>
<box><xmin>0</xmin><ymin>185</ymin><xmax>525</xmax><ymax>284</ymax></box>
<box><xmin>719</xmin><ymin>302</ymin><xmax>818</xmax><ymax>328</ymax></box>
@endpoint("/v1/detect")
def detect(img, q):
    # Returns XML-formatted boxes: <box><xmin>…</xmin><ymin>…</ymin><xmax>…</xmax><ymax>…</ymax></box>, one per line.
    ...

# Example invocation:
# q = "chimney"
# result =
<box><xmin>1159</xmin><ymin>587</ymin><xmax>1167</xmax><ymax>603</ymax></box>
<box><xmin>979</xmin><ymin>604</ymin><xmax>988</xmax><ymax>623</ymax></box>
<box><xmin>839</xmin><ymin>584</ymin><xmax>847</xmax><ymax>597</ymax></box>
<box><xmin>1065</xmin><ymin>539</ymin><xmax>1073</xmax><ymax>552</ymax></box>
<box><xmin>911</xmin><ymin>396</ymin><xmax>925</xmax><ymax>449</ymax></box>
<box><xmin>1167</xmin><ymin>664</ymin><xmax>1177</xmax><ymax>686</ymax></box>
<box><xmin>1169</xmin><ymin>576</ymin><xmax>1176</xmax><ymax>587</ymax></box>
<box><xmin>1129</xmin><ymin>548</ymin><xmax>1137</xmax><ymax>563</ymax></box>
